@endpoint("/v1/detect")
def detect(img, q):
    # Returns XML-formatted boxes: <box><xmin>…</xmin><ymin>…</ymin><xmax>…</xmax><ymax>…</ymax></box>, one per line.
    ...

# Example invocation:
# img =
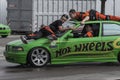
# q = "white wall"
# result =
<box><xmin>0</xmin><ymin>0</ymin><xmax>7</xmax><ymax>24</ymax></box>
<box><xmin>96</xmin><ymin>0</ymin><xmax>120</xmax><ymax>16</ymax></box>
<box><xmin>96</xmin><ymin>0</ymin><xmax>101</xmax><ymax>12</ymax></box>
<box><xmin>114</xmin><ymin>0</ymin><xmax>120</xmax><ymax>16</ymax></box>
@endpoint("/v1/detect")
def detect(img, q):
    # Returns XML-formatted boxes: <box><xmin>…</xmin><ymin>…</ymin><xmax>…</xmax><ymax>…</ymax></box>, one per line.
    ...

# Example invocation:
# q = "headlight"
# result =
<box><xmin>12</xmin><ymin>46</ymin><xmax>24</xmax><ymax>51</ymax></box>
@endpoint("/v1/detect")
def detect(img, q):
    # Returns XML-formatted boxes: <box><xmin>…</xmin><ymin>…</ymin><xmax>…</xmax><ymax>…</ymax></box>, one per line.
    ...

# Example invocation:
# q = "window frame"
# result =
<box><xmin>81</xmin><ymin>23</ymin><xmax>101</xmax><ymax>38</ymax></box>
<box><xmin>102</xmin><ymin>23</ymin><xmax>120</xmax><ymax>36</ymax></box>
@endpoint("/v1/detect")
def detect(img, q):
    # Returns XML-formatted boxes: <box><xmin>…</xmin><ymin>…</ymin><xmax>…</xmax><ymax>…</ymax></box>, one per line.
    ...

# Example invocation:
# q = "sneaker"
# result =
<box><xmin>53</xmin><ymin>36</ymin><xmax>57</xmax><ymax>40</ymax></box>
<box><xmin>47</xmin><ymin>35</ymin><xmax>57</xmax><ymax>41</ymax></box>
<box><xmin>20</xmin><ymin>36</ymin><xmax>28</xmax><ymax>44</ymax></box>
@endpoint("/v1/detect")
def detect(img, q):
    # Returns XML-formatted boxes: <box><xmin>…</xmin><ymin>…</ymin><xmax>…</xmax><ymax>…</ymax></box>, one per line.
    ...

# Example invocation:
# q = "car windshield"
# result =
<box><xmin>62</xmin><ymin>21</ymin><xmax>76</xmax><ymax>28</ymax></box>
<box><xmin>56</xmin><ymin>21</ymin><xmax>76</xmax><ymax>37</ymax></box>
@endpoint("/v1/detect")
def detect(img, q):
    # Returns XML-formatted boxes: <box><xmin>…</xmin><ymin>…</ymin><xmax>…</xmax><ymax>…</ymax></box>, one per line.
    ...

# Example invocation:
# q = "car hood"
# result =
<box><xmin>7</xmin><ymin>40</ymin><xmax>24</xmax><ymax>46</ymax></box>
<box><xmin>7</xmin><ymin>38</ymin><xmax>51</xmax><ymax>46</ymax></box>
<box><xmin>28</xmin><ymin>38</ymin><xmax>50</xmax><ymax>45</ymax></box>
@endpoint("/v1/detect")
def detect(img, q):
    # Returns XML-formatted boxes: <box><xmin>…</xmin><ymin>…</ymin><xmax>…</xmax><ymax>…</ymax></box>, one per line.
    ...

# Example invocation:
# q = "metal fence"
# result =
<box><xmin>0</xmin><ymin>0</ymin><xmax>119</xmax><ymax>32</ymax></box>
<box><xmin>34</xmin><ymin>0</ymin><xmax>97</xmax><ymax>25</ymax></box>
<box><xmin>105</xmin><ymin>0</ymin><xmax>120</xmax><ymax>16</ymax></box>
<box><xmin>32</xmin><ymin>0</ymin><xmax>97</xmax><ymax>31</ymax></box>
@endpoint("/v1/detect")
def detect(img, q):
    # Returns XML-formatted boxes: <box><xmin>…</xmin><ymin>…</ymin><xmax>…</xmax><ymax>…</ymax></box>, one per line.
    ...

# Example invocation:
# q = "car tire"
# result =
<box><xmin>118</xmin><ymin>53</ymin><xmax>120</xmax><ymax>63</ymax></box>
<box><xmin>1</xmin><ymin>35</ymin><xmax>8</xmax><ymax>38</ymax></box>
<box><xmin>27</xmin><ymin>47</ymin><xmax>50</xmax><ymax>67</ymax></box>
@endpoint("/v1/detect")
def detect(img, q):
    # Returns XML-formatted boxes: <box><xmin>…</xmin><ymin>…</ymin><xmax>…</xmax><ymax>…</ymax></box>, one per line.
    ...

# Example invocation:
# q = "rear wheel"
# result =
<box><xmin>118</xmin><ymin>53</ymin><xmax>120</xmax><ymax>63</ymax></box>
<box><xmin>1</xmin><ymin>35</ymin><xmax>8</xmax><ymax>38</ymax></box>
<box><xmin>27</xmin><ymin>47</ymin><xmax>50</xmax><ymax>67</ymax></box>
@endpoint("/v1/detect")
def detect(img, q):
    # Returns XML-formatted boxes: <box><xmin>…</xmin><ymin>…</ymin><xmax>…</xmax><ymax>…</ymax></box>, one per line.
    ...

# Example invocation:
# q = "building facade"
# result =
<box><xmin>0</xmin><ymin>0</ymin><xmax>119</xmax><ymax>25</ymax></box>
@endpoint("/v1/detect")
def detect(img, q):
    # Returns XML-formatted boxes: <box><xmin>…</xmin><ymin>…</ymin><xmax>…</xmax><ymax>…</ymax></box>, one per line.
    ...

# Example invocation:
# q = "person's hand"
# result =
<box><xmin>81</xmin><ymin>21</ymin><xmax>85</xmax><ymax>25</ymax></box>
<box><xmin>69</xmin><ymin>27</ymin><xmax>75</xmax><ymax>30</ymax></box>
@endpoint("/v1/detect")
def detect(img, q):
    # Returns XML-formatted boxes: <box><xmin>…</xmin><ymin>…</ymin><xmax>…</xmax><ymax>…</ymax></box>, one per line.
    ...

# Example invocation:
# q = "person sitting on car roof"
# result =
<box><xmin>69</xmin><ymin>9</ymin><xmax>120</xmax><ymax>24</ymax></box>
<box><xmin>20</xmin><ymin>14</ymin><xmax>73</xmax><ymax>44</ymax></box>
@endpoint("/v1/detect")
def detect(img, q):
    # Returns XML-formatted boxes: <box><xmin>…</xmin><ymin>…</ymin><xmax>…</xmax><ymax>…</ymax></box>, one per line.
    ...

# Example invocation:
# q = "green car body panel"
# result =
<box><xmin>4</xmin><ymin>21</ymin><xmax>120</xmax><ymax>65</ymax></box>
<box><xmin>0</xmin><ymin>24</ymin><xmax>11</xmax><ymax>37</ymax></box>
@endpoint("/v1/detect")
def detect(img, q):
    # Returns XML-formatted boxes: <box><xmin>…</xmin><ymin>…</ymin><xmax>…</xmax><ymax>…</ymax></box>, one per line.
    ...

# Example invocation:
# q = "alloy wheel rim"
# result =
<box><xmin>31</xmin><ymin>48</ymin><xmax>48</xmax><ymax>66</ymax></box>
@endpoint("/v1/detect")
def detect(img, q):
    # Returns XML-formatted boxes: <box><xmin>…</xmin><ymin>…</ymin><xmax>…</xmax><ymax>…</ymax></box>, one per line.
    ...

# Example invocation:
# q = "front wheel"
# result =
<box><xmin>27</xmin><ymin>47</ymin><xmax>50</xmax><ymax>67</ymax></box>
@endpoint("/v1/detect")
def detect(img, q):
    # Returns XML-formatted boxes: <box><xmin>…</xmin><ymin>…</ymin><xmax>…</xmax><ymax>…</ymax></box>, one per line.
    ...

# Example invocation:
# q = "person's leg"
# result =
<box><xmin>27</xmin><ymin>33</ymin><xmax>39</xmax><ymax>39</ymax></box>
<box><xmin>20</xmin><ymin>33</ymin><xmax>38</xmax><ymax>44</ymax></box>
<box><xmin>43</xmin><ymin>26</ymin><xmax>57</xmax><ymax>40</ymax></box>
<box><xmin>44</xmin><ymin>26</ymin><xmax>55</xmax><ymax>35</ymax></box>
<box><xmin>109</xmin><ymin>15</ymin><xmax>120</xmax><ymax>21</ymax></box>
<box><xmin>96</xmin><ymin>11</ymin><xmax>120</xmax><ymax>21</ymax></box>
<box><xmin>96</xmin><ymin>12</ymin><xmax>106</xmax><ymax>20</ymax></box>
<box><xmin>20</xmin><ymin>36</ymin><xmax>28</xmax><ymax>44</ymax></box>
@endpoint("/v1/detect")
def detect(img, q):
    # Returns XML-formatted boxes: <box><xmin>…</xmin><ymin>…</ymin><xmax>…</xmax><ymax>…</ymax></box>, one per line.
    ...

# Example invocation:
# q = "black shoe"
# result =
<box><xmin>53</xmin><ymin>36</ymin><xmax>57</xmax><ymax>40</ymax></box>
<box><xmin>20</xmin><ymin>36</ymin><xmax>28</xmax><ymax>44</ymax></box>
<box><xmin>47</xmin><ymin>35</ymin><xmax>57</xmax><ymax>41</ymax></box>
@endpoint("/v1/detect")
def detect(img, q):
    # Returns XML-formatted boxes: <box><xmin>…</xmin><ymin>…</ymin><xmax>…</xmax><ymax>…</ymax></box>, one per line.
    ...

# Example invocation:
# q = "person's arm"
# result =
<box><xmin>81</xmin><ymin>10</ymin><xmax>90</xmax><ymax>24</ymax></box>
<box><xmin>81</xmin><ymin>16</ymin><xmax>90</xmax><ymax>24</ymax></box>
<box><xmin>59</xmin><ymin>26</ymin><xmax>72</xmax><ymax>31</ymax></box>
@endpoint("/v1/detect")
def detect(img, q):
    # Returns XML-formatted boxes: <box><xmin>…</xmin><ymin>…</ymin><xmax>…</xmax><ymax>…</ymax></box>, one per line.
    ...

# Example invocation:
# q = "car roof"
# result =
<box><xmin>73</xmin><ymin>20</ymin><xmax>120</xmax><ymax>24</ymax></box>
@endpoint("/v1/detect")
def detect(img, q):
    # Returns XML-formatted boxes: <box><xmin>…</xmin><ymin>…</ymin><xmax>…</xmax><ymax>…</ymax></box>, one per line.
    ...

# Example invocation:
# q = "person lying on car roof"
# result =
<box><xmin>69</xmin><ymin>9</ymin><xmax>120</xmax><ymax>24</ymax></box>
<box><xmin>20</xmin><ymin>14</ymin><xmax>73</xmax><ymax>44</ymax></box>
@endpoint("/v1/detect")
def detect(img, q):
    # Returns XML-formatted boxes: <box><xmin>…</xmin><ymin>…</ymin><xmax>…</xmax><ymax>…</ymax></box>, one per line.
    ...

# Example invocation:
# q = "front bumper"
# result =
<box><xmin>4</xmin><ymin>51</ymin><xmax>27</xmax><ymax>64</ymax></box>
<box><xmin>0</xmin><ymin>30</ymin><xmax>11</xmax><ymax>35</ymax></box>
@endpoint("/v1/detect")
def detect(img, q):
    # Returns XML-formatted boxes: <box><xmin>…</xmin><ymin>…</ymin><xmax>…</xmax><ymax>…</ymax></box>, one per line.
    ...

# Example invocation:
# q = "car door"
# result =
<box><xmin>56</xmin><ymin>23</ymin><xmax>102</xmax><ymax>58</ymax></box>
<box><xmin>101</xmin><ymin>22</ymin><xmax>120</xmax><ymax>59</ymax></box>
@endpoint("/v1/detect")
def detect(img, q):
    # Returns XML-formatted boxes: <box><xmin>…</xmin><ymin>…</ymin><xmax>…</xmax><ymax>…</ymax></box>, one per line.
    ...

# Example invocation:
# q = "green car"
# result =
<box><xmin>0</xmin><ymin>24</ymin><xmax>11</xmax><ymax>38</ymax></box>
<box><xmin>4</xmin><ymin>20</ymin><xmax>120</xmax><ymax>67</ymax></box>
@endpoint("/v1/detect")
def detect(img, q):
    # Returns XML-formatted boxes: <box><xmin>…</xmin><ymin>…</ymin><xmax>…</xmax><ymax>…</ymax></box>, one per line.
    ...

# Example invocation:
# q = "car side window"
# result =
<box><xmin>103</xmin><ymin>24</ymin><xmax>120</xmax><ymax>36</ymax></box>
<box><xmin>72</xmin><ymin>23</ymin><xmax>100</xmax><ymax>38</ymax></box>
<box><xmin>81</xmin><ymin>23</ymin><xmax>100</xmax><ymax>37</ymax></box>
